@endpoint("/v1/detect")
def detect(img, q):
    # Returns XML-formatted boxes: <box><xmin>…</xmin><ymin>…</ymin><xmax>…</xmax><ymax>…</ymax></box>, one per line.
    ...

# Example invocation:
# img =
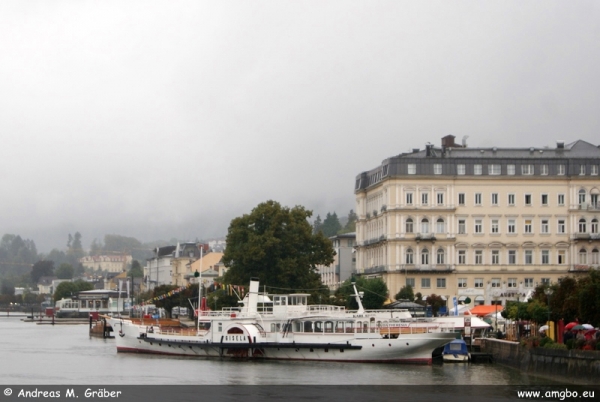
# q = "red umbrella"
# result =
<box><xmin>565</xmin><ymin>322</ymin><xmax>578</xmax><ymax>331</ymax></box>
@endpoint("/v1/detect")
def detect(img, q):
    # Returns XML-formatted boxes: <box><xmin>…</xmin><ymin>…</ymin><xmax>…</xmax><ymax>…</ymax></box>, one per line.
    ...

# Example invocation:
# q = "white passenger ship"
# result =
<box><xmin>109</xmin><ymin>279</ymin><xmax>456</xmax><ymax>363</ymax></box>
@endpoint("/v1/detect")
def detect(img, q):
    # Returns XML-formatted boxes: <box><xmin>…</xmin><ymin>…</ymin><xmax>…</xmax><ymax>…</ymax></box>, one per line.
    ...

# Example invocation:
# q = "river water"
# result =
<box><xmin>0</xmin><ymin>316</ymin><xmax>559</xmax><ymax>386</ymax></box>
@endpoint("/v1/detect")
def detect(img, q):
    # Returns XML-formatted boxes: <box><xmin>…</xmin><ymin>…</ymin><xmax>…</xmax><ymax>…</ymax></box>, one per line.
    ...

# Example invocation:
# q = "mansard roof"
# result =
<box><xmin>355</xmin><ymin>138</ymin><xmax>600</xmax><ymax>192</ymax></box>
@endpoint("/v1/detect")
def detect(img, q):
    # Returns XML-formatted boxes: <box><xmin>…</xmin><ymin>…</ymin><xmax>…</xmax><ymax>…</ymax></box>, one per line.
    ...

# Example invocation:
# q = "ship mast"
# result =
<box><xmin>196</xmin><ymin>245</ymin><xmax>203</xmax><ymax>333</ymax></box>
<box><xmin>351</xmin><ymin>282</ymin><xmax>365</xmax><ymax>314</ymax></box>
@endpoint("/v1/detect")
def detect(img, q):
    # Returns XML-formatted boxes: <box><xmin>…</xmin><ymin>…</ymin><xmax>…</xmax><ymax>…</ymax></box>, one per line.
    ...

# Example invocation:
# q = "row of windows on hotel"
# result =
<box><xmin>405</xmin><ymin>277</ymin><xmax>552</xmax><ymax>290</ymax></box>
<box><xmin>401</xmin><ymin>247</ymin><xmax>599</xmax><ymax>265</ymax></box>
<box><xmin>407</xmin><ymin>163</ymin><xmax>599</xmax><ymax>176</ymax></box>
<box><xmin>400</xmin><ymin>216</ymin><xmax>599</xmax><ymax>235</ymax></box>
<box><xmin>402</xmin><ymin>189</ymin><xmax>599</xmax><ymax>208</ymax></box>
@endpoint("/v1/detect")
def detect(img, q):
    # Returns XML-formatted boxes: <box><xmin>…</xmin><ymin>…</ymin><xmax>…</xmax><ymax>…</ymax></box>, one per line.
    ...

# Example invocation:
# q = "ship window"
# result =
<box><xmin>324</xmin><ymin>321</ymin><xmax>334</xmax><ymax>333</ymax></box>
<box><xmin>314</xmin><ymin>321</ymin><xmax>323</xmax><ymax>333</ymax></box>
<box><xmin>304</xmin><ymin>321</ymin><xmax>313</xmax><ymax>333</ymax></box>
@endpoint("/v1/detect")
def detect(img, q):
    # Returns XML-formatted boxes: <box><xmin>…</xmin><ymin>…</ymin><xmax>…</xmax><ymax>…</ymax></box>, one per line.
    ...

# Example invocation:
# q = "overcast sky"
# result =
<box><xmin>1</xmin><ymin>1</ymin><xmax>599</xmax><ymax>253</ymax></box>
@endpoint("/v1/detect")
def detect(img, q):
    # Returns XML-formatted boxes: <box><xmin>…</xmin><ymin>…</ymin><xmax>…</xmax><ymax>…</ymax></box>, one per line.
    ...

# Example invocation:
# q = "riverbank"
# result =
<box><xmin>482</xmin><ymin>338</ymin><xmax>600</xmax><ymax>385</ymax></box>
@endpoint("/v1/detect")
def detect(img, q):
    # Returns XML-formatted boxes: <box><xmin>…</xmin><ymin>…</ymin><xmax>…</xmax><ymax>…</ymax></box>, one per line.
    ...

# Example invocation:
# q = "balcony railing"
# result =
<box><xmin>571</xmin><ymin>203</ymin><xmax>600</xmax><ymax>211</ymax></box>
<box><xmin>572</xmin><ymin>233</ymin><xmax>600</xmax><ymax>240</ymax></box>
<box><xmin>361</xmin><ymin>264</ymin><xmax>455</xmax><ymax>274</ymax></box>
<box><xmin>415</xmin><ymin>233</ymin><xmax>436</xmax><ymax>242</ymax></box>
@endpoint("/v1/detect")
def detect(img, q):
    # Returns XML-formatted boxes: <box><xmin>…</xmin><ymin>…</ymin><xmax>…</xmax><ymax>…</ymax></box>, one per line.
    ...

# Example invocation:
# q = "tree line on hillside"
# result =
<box><xmin>312</xmin><ymin>210</ymin><xmax>357</xmax><ymax>237</ymax></box>
<box><xmin>0</xmin><ymin>232</ymin><xmax>162</xmax><ymax>304</ymax></box>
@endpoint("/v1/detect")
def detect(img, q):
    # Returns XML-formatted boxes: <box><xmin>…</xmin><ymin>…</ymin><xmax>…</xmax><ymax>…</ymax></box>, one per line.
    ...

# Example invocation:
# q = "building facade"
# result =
<box><xmin>317</xmin><ymin>232</ymin><xmax>356</xmax><ymax>290</ymax></box>
<box><xmin>80</xmin><ymin>254</ymin><xmax>133</xmax><ymax>273</ymax></box>
<box><xmin>354</xmin><ymin>136</ymin><xmax>600</xmax><ymax>309</ymax></box>
<box><xmin>144</xmin><ymin>243</ymin><xmax>210</xmax><ymax>290</ymax></box>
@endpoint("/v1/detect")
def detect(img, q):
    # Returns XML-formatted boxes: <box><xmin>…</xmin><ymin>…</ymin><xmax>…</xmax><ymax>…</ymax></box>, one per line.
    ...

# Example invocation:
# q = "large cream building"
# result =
<box><xmin>80</xmin><ymin>254</ymin><xmax>133</xmax><ymax>273</ymax></box>
<box><xmin>354</xmin><ymin>136</ymin><xmax>599</xmax><ymax>309</ymax></box>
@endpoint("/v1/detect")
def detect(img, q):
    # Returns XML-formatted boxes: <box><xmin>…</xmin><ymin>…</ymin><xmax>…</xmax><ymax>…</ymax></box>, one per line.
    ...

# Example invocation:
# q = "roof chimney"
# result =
<box><xmin>441</xmin><ymin>135</ymin><xmax>456</xmax><ymax>148</ymax></box>
<box><xmin>557</xmin><ymin>140</ymin><xmax>565</xmax><ymax>149</ymax></box>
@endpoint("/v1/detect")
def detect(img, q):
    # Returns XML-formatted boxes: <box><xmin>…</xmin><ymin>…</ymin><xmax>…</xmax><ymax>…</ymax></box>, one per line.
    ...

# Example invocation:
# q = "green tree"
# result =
<box><xmin>526</xmin><ymin>299</ymin><xmax>550</xmax><ymax>324</ymax></box>
<box><xmin>55</xmin><ymin>263</ymin><xmax>74</xmax><ymax>279</ymax></box>
<box><xmin>340</xmin><ymin>209</ymin><xmax>357</xmax><ymax>234</ymax></box>
<box><xmin>0</xmin><ymin>277</ymin><xmax>15</xmax><ymax>296</ymax></box>
<box><xmin>128</xmin><ymin>260</ymin><xmax>144</xmax><ymax>278</ymax></box>
<box><xmin>426</xmin><ymin>294</ymin><xmax>446</xmax><ymax>316</ymax></box>
<box><xmin>30</xmin><ymin>260</ymin><xmax>55</xmax><ymax>284</ymax></box>
<box><xmin>223</xmin><ymin>201</ymin><xmax>335</xmax><ymax>300</ymax></box>
<box><xmin>0</xmin><ymin>234</ymin><xmax>39</xmax><ymax>280</ymax></box>
<box><xmin>103</xmin><ymin>234</ymin><xmax>142</xmax><ymax>254</ymax></box>
<box><xmin>151</xmin><ymin>284</ymin><xmax>179</xmax><ymax>313</ymax></box>
<box><xmin>336</xmin><ymin>277</ymin><xmax>388</xmax><ymax>310</ymax></box>
<box><xmin>321</xmin><ymin>212</ymin><xmax>342</xmax><ymax>237</ymax></box>
<box><xmin>66</xmin><ymin>232</ymin><xmax>85</xmax><ymax>267</ymax></box>
<box><xmin>577</xmin><ymin>270</ymin><xmax>600</xmax><ymax>325</ymax></box>
<box><xmin>312</xmin><ymin>215</ymin><xmax>323</xmax><ymax>235</ymax></box>
<box><xmin>53</xmin><ymin>279</ymin><xmax>94</xmax><ymax>302</ymax></box>
<box><xmin>89</xmin><ymin>239</ymin><xmax>103</xmax><ymax>256</ymax></box>
<box><xmin>395</xmin><ymin>285</ymin><xmax>415</xmax><ymax>301</ymax></box>
<box><xmin>54</xmin><ymin>281</ymin><xmax>78</xmax><ymax>302</ymax></box>
<box><xmin>43</xmin><ymin>249</ymin><xmax>69</xmax><ymax>268</ymax></box>
<box><xmin>552</xmin><ymin>276</ymin><xmax>579</xmax><ymax>323</ymax></box>
<box><xmin>22</xmin><ymin>289</ymin><xmax>39</xmax><ymax>305</ymax></box>
<box><xmin>503</xmin><ymin>300</ymin><xmax>530</xmax><ymax>321</ymax></box>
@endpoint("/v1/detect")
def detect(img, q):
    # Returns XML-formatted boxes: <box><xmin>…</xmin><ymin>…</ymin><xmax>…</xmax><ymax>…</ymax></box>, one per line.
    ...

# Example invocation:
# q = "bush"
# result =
<box><xmin>575</xmin><ymin>338</ymin><xmax>586</xmax><ymax>350</ymax></box>
<box><xmin>565</xmin><ymin>339</ymin><xmax>575</xmax><ymax>350</ymax></box>
<box><xmin>544</xmin><ymin>342</ymin><xmax>567</xmax><ymax>350</ymax></box>
<box><xmin>539</xmin><ymin>337</ymin><xmax>554</xmax><ymax>347</ymax></box>
<box><xmin>521</xmin><ymin>336</ymin><xmax>541</xmax><ymax>349</ymax></box>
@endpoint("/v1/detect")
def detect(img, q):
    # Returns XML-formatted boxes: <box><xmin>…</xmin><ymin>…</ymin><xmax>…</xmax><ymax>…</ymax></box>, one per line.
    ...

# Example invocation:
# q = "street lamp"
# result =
<box><xmin>493</xmin><ymin>295</ymin><xmax>499</xmax><ymax>332</ymax></box>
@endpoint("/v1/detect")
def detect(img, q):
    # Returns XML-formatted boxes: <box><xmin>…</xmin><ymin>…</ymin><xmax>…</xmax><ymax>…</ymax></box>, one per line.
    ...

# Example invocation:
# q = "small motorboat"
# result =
<box><xmin>442</xmin><ymin>339</ymin><xmax>471</xmax><ymax>362</ymax></box>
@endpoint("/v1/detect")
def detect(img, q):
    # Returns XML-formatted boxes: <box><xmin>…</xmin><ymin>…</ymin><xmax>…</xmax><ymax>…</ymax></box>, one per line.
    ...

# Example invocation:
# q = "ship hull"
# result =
<box><xmin>111</xmin><ymin>318</ymin><xmax>454</xmax><ymax>364</ymax></box>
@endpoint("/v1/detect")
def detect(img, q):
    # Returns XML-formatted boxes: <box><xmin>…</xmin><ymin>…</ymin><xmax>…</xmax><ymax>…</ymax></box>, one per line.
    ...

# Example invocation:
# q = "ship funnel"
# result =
<box><xmin>247</xmin><ymin>278</ymin><xmax>260</xmax><ymax>315</ymax></box>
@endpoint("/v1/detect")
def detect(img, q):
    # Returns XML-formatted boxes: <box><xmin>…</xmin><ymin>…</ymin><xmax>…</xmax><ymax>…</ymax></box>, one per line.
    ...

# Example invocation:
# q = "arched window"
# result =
<box><xmin>579</xmin><ymin>248</ymin><xmax>587</xmax><ymax>264</ymax></box>
<box><xmin>579</xmin><ymin>218</ymin><xmax>587</xmax><ymax>233</ymax></box>
<box><xmin>405</xmin><ymin>218</ymin><xmax>413</xmax><ymax>233</ymax></box>
<box><xmin>421</xmin><ymin>218</ymin><xmax>429</xmax><ymax>234</ymax></box>
<box><xmin>592</xmin><ymin>249</ymin><xmax>599</xmax><ymax>265</ymax></box>
<box><xmin>579</xmin><ymin>189</ymin><xmax>586</xmax><ymax>204</ymax></box>
<box><xmin>421</xmin><ymin>248</ymin><xmax>429</xmax><ymax>265</ymax></box>
<box><xmin>436</xmin><ymin>248</ymin><xmax>445</xmax><ymax>264</ymax></box>
<box><xmin>405</xmin><ymin>248</ymin><xmax>414</xmax><ymax>264</ymax></box>
<box><xmin>436</xmin><ymin>218</ymin><xmax>445</xmax><ymax>233</ymax></box>
<box><xmin>592</xmin><ymin>218</ymin><xmax>598</xmax><ymax>234</ymax></box>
